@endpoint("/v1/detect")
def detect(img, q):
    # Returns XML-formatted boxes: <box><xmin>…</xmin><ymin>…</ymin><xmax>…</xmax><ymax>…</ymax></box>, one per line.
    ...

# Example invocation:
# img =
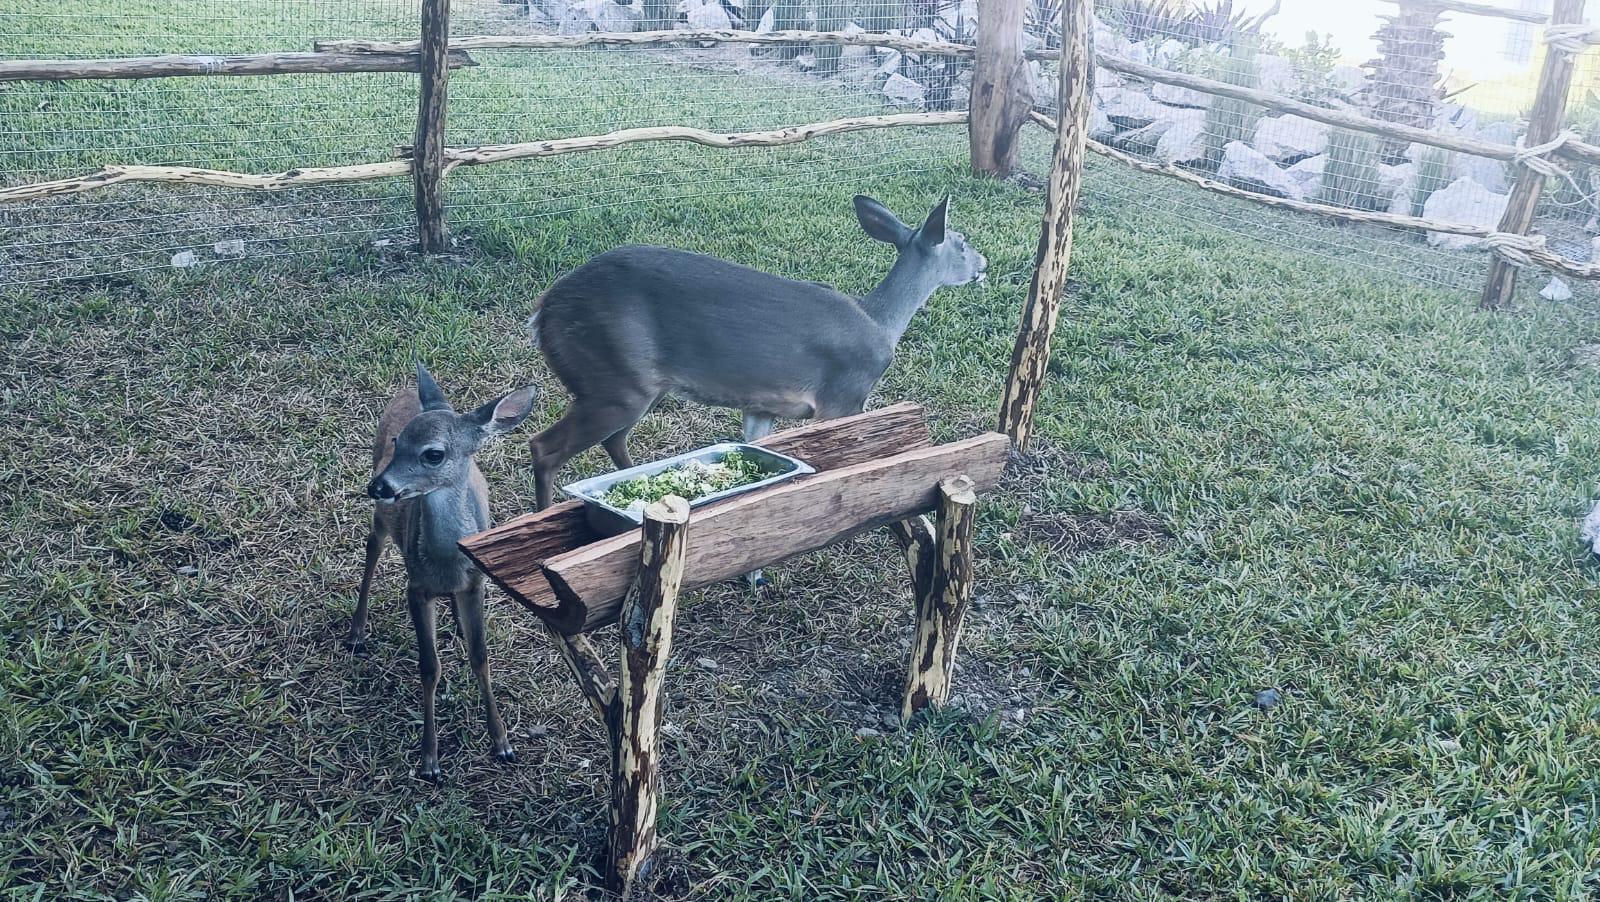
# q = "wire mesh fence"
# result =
<box><xmin>3</xmin><ymin>0</ymin><xmax>1599</xmax><ymax>298</ymax></box>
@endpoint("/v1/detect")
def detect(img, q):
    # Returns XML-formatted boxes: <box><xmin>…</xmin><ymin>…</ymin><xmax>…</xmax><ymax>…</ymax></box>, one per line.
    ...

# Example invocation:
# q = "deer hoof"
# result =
<box><xmin>496</xmin><ymin>746</ymin><xmax>517</xmax><ymax>764</ymax></box>
<box><xmin>342</xmin><ymin>637</ymin><xmax>368</xmax><ymax>656</ymax></box>
<box><xmin>417</xmin><ymin>760</ymin><xmax>442</xmax><ymax>783</ymax></box>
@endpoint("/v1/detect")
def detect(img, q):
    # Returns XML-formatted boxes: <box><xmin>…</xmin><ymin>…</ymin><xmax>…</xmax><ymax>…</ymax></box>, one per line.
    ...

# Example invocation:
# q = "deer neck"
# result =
<box><xmin>861</xmin><ymin>252</ymin><xmax>943</xmax><ymax>345</ymax></box>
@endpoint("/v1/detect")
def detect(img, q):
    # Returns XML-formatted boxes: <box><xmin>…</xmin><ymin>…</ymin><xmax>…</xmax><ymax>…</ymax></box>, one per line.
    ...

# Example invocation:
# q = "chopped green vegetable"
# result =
<box><xmin>600</xmin><ymin>451</ymin><xmax>771</xmax><ymax>511</ymax></box>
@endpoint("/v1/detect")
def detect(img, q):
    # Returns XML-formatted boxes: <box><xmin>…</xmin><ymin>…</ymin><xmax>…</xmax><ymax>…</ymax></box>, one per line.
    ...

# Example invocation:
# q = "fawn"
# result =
<box><xmin>350</xmin><ymin>362</ymin><xmax>536</xmax><ymax>782</ymax></box>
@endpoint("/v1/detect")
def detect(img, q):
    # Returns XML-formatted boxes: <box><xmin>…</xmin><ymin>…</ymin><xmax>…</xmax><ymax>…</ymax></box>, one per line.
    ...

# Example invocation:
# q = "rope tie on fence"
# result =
<box><xmin>1513</xmin><ymin>130</ymin><xmax>1579</xmax><ymax>179</ymax></box>
<box><xmin>1542</xmin><ymin>23</ymin><xmax>1598</xmax><ymax>56</ymax></box>
<box><xmin>1479</xmin><ymin>232</ymin><xmax>1548</xmax><ymax>268</ymax></box>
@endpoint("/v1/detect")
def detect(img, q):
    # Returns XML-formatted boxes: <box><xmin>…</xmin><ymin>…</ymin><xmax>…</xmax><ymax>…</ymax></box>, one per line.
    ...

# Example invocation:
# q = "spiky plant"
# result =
<box><xmin>812</xmin><ymin>0</ymin><xmax>849</xmax><ymax>74</ymax></box>
<box><xmin>1200</xmin><ymin>42</ymin><xmax>1262</xmax><ymax>171</ymax></box>
<box><xmin>1410</xmin><ymin>145</ymin><xmax>1455</xmax><ymax>217</ymax></box>
<box><xmin>1319</xmin><ymin>128</ymin><xmax>1384</xmax><ymax>211</ymax></box>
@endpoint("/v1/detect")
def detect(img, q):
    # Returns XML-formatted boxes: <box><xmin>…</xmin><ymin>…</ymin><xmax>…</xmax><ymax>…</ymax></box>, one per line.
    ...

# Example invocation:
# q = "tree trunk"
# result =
<box><xmin>413</xmin><ymin>0</ymin><xmax>452</xmax><ymax>254</ymax></box>
<box><xmin>969</xmin><ymin>0</ymin><xmax>1034</xmax><ymax>177</ymax></box>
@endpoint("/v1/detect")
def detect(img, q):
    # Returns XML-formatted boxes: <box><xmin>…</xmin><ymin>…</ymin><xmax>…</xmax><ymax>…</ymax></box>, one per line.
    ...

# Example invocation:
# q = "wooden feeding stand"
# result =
<box><xmin>459</xmin><ymin>403</ymin><xmax>1007</xmax><ymax>893</ymax></box>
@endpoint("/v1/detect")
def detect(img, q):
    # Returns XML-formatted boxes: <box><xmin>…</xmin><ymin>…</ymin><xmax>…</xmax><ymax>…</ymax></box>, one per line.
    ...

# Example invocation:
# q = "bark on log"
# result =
<box><xmin>901</xmin><ymin>476</ymin><xmax>977</xmax><ymax>722</ymax></box>
<box><xmin>0</xmin><ymin>161</ymin><xmax>414</xmax><ymax>204</ymax></box>
<box><xmin>460</xmin><ymin>403</ymin><xmax>932</xmax><ymax>631</ymax></box>
<box><xmin>0</xmin><ymin>50</ymin><xmax>476</xmax><ymax>82</ymax></box>
<box><xmin>998</xmin><ymin>0</ymin><xmax>1090</xmax><ymax>451</ymax></box>
<box><xmin>968</xmin><ymin>0</ymin><xmax>1033</xmax><ymax>177</ymax></box>
<box><xmin>413</xmin><ymin>0</ymin><xmax>452</xmax><ymax>255</ymax></box>
<box><xmin>605</xmin><ymin>496</ymin><xmax>690</xmax><ymax>895</ymax></box>
<box><xmin>1481</xmin><ymin>0</ymin><xmax>1587</xmax><ymax>308</ymax></box>
<box><xmin>541</xmin><ymin>433</ymin><xmax>1010</xmax><ymax>634</ymax></box>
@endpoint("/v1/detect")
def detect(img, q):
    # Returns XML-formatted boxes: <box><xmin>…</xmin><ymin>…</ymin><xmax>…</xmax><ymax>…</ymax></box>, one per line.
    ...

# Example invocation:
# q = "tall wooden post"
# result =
<box><xmin>1481</xmin><ymin>0</ymin><xmax>1585</xmax><ymax>309</ymax></box>
<box><xmin>997</xmin><ymin>0</ymin><xmax>1091</xmax><ymax>450</ymax></box>
<box><xmin>901</xmin><ymin>476</ymin><xmax>977</xmax><ymax>722</ymax></box>
<box><xmin>968</xmin><ymin>0</ymin><xmax>1033</xmax><ymax>177</ymax></box>
<box><xmin>413</xmin><ymin>0</ymin><xmax>452</xmax><ymax>255</ymax></box>
<box><xmin>605</xmin><ymin>496</ymin><xmax>690</xmax><ymax>895</ymax></box>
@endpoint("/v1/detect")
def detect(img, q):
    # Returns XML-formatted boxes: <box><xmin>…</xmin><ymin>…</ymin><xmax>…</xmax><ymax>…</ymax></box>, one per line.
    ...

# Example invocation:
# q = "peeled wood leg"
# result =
<box><xmin>606</xmin><ymin>496</ymin><xmax>691</xmax><ymax>896</ymax></box>
<box><xmin>902</xmin><ymin>476</ymin><xmax>977</xmax><ymax>723</ymax></box>
<box><xmin>544</xmin><ymin>625</ymin><xmax>616</xmax><ymax>722</ymax></box>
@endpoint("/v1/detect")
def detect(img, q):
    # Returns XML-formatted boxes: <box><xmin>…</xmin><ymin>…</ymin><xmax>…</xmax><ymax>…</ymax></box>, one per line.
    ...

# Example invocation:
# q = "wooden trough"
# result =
<box><xmin>459</xmin><ymin>403</ymin><xmax>1008</xmax><ymax>892</ymax></box>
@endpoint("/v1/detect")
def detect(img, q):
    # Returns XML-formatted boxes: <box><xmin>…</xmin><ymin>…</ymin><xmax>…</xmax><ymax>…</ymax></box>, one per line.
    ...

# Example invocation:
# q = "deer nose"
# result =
<box><xmin>366</xmin><ymin>476</ymin><xmax>396</xmax><ymax>501</ymax></box>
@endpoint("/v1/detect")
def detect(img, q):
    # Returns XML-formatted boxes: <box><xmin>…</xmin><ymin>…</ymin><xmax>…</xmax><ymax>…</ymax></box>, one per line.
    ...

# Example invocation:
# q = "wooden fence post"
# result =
<box><xmin>1480</xmin><ymin>0</ymin><xmax>1585</xmax><ymax>309</ymax></box>
<box><xmin>997</xmin><ymin>0</ymin><xmax>1090</xmax><ymax>450</ymax></box>
<box><xmin>968</xmin><ymin>0</ymin><xmax>1033</xmax><ymax>177</ymax></box>
<box><xmin>413</xmin><ymin>0</ymin><xmax>452</xmax><ymax>255</ymax></box>
<box><xmin>902</xmin><ymin>476</ymin><xmax>977</xmax><ymax>722</ymax></box>
<box><xmin>605</xmin><ymin>496</ymin><xmax>691</xmax><ymax>896</ymax></box>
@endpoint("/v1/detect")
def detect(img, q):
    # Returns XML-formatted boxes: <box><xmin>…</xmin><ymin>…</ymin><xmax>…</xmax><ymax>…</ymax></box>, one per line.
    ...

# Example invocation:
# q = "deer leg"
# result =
<box><xmin>741</xmin><ymin>412</ymin><xmax>776</xmax><ymax>590</ymax></box>
<box><xmin>530</xmin><ymin>396</ymin><xmax>653</xmax><ymax>510</ymax></box>
<box><xmin>601</xmin><ymin>428</ymin><xmax>636</xmax><ymax>471</ymax></box>
<box><xmin>457</xmin><ymin>581</ymin><xmax>514</xmax><ymax>763</ymax></box>
<box><xmin>408</xmin><ymin>586</ymin><xmax>443</xmax><ymax>783</ymax></box>
<box><xmin>345</xmin><ymin>515</ymin><xmax>386</xmax><ymax>655</ymax></box>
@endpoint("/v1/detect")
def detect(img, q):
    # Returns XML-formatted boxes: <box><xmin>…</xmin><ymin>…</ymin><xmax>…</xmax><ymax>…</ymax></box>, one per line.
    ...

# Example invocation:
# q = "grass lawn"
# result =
<box><xmin>6</xmin><ymin>2</ymin><xmax>1600</xmax><ymax>900</ymax></box>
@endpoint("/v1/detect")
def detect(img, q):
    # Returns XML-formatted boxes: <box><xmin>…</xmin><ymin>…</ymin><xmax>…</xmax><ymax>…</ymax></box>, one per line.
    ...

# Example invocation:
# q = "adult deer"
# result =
<box><xmin>525</xmin><ymin>194</ymin><xmax>987</xmax><ymax>515</ymax></box>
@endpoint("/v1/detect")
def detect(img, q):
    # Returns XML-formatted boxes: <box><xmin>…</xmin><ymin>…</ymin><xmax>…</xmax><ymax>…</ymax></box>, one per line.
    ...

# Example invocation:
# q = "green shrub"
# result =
<box><xmin>1200</xmin><ymin>43</ymin><xmax>1262</xmax><ymax>171</ymax></box>
<box><xmin>1410</xmin><ymin>145</ymin><xmax>1454</xmax><ymax>217</ymax></box>
<box><xmin>1319</xmin><ymin>128</ymin><xmax>1384</xmax><ymax>211</ymax></box>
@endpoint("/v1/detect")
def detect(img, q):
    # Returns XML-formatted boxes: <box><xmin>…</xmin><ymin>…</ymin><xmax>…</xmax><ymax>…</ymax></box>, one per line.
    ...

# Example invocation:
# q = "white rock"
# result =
<box><xmin>1095</xmin><ymin>65</ymin><xmax>1125</xmax><ymax>89</ymax></box>
<box><xmin>1460</xmin><ymin>155</ymin><xmax>1508</xmax><ymax>194</ymax></box>
<box><xmin>793</xmin><ymin>50</ymin><xmax>817</xmax><ymax>70</ymax></box>
<box><xmin>170</xmin><ymin>250</ymin><xmax>198</xmax><ymax>268</ymax></box>
<box><xmin>1473</xmin><ymin>121</ymin><xmax>1519</xmax><ymax>146</ymax></box>
<box><xmin>1123</xmin><ymin>41</ymin><xmax>1150</xmax><ymax>66</ymax></box>
<box><xmin>1218</xmin><ymin>140</ymin><xmax>1302</xmax><ymax>199</ymax></box>
<box><xmin>1100</xmin><ymin>88</ymin><xmax>1166</xmax><ymax>129</ymax></box>
<box><xmin>1541</xmin><ymin>276</ymin><xmax>1573</xmax><ymax>301</ymax></box>
<box><xmin>1331</xmin><ymin>64</ymin><xmax>1366</xmax><ymax>96</ymax></box>
<box><xmin>1253</xmin><ymin>115</ymin><xmax>1330</xmax><ymax>161</ymax></box>
<box><xmin>695</xmin><ymin>656</ymin><xmax>720</xmax><ymax>671</ymax></box>
<box><xmin>558</xmin><ymin>0</ymin><xmax>639</xmax><ymax>34</ymax></box>
<box><xmin>755</xmin><ymin>5</ymin><xmax>773</xmax><ymax>33</ymax></box>
<box><xmin>1423</xmin><ymin>177</ymin><xmax>1511</xmax><ymax>249</ymax></box>
<box><xmin>1591</xmin><ymin>235</ymin><xmax>1600</xmax><ymax>262</ymax></box>
<box><xmin>876</xmin><ymin>49</ymin><xmax>902</xmax><ymax>75</ymax></box>
<box><xmin>882</xmin><ymin>72</ymin><xmax>925</xmax><ymax>108</ymax></box>
<box><xmin>1286</xmin><ymin>154</ymin><xmax>1325</xmax><ymax>197</ymax></box>
<box><xmin>1088</xmin><ymin>104</ymin><xmax>1115</xmax><ymax>140</ymax></box>
<box><xmin>1154</xmin><ymin>108</ymin><xmax>1208</xmax><ymax>164</ymax></box>
<box><xmin>213</xmin><ymin>239</ymin><xmax>245</xmax><ymax>257</ymax></box>
<box><xmin>1256</xmin><ymin>54</ymin><xmax>1295</xmax><ymax>95</ymax></box>
<box><xmin>1152</xmin><ymin>81</ymin><xmax>1209</xmax><ymax>108</ymax></box>
<box><xmin>1381</xmin><ymin>162</ymin><xmax>1417</xmax><ymax>215</ymax></box>
<box><xmin>684</xmin><ymin>0</ymin><xmax>731</xmax><ymax>30</ymax></box>
<box><xmin>1582</xmin><ymin>499</ymin><xmax>1600</xmax><ymax>553</ymax></box>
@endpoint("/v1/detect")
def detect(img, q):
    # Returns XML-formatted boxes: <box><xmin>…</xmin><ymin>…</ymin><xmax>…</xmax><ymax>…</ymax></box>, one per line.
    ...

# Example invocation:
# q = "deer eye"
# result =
<box><xmin>421</xmin><ymin>448</ymin><xmax>446</xmax><ymax>466</ymax></box>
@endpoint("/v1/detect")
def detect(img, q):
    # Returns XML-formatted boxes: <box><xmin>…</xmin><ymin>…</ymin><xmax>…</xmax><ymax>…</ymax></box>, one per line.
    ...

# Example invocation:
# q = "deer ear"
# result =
<box><xmin>854</xmin><ymin>194</ymin><xmax>912</xmax><ymax>247</ymax></box>
<box><xmin>468</xmin><ymin>385</ymin><xmax>537</xmax><ymax>436</ymax></box>
<box><xmin>918</xmin><ymin>196</ymin><xmax>949</xmax><ymax>246</ymax></box>
<box><xmin>416</xmin><ymin>361</ymin><xmax>451</xmax><ymax>411</ymax></box>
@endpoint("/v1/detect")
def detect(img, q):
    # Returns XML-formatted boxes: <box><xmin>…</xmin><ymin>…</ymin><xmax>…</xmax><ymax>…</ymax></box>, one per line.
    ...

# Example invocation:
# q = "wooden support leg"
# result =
<box><xmin>606</xmin><ymin>496</ymin><xmax>691</xmax><ymax>896</ymax></box>
<box><xmin>544</xmin><ymin>625</ymin><xmax>616</xmax><ymax>723</ymax></box>
<box><xmin>901</xmin><ymin>476</ymin><xmax>977</xmax><ymax>723</ymax></box>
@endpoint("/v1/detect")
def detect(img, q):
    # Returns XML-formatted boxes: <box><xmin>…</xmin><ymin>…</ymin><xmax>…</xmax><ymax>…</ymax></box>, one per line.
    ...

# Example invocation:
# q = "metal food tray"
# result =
<box><xmin>562</xmin><ymin>442</ymin><xmax>816</xmax><ymax>536</ymax></box>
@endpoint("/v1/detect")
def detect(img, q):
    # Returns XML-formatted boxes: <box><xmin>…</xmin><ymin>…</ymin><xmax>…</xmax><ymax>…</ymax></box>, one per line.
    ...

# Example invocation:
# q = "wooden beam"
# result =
<box><xmin>1379</xmin><ymin>0</ymin><xmax>1550</xmax><ymax>23</ymax></box>
<box><xmin>540</xmin><ymin>433</ymin><xmax>1010</xmax><ymax>634</ymax></box>
<box><xmin>969</xmin><ymin>0</ymin><xmax>1034</xmax><ymax>177</ymax></box>
<box><xmin>605</xmin><ymin>496</ymin><xmax>690</xmax><ymax>895</ymax></box>
<box><xmin>318</xmin><ymin>29</ymin><xmax>978</xmax><ymax>58</ymax></box>
<box><xmin>413</xmin><ymin>0</ymin><xmax>452</xmax><ymax>255</ymax></box>
<box><xmin>544</xmin><ymin>625</ymin><xmax>616</xmax><ymax>722</ymax></box>
<box><xmin>0</xmin><ymin>160</ymin><xmax>414</xmax><ymax>205</ymax></box>
<box><xmin>397</xmin><ymin>112</ymin><xmax>969</xmax><ymax>167</ymax></box>
<box><xmin>460</xmin><ymin>402</ymin><xmax>933</xmax><ymax>631</ymax></box>
<box><xmin>998</xmin><ymin>0</ymin><xmax>1090</xmax><ymax>450</ymax></box>
<box><xmin>0</xmin><ymin>50</ymin><xmax>476</xmax><ymax>83</ymax></box>
<box><xmin>901</xmin><ymin>476</ymin><xmax>977</xmax><ymax>722</ymax></box>
<box><xmin>1482</xmin><ymin>0</ymin><xmax>1587</xmax><ymax>308</ymax></box>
